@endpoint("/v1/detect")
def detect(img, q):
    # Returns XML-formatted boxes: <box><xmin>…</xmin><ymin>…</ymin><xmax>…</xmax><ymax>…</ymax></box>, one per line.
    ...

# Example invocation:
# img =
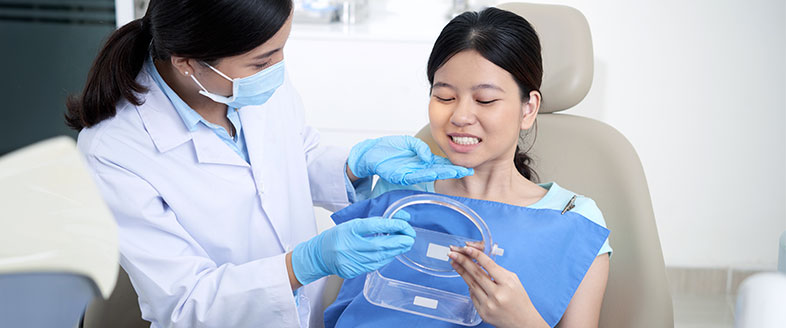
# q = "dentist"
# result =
<box><xmin>65</xmin><ymin>1</ymin><xmax>471</xmax><ymax>327</ymax></box>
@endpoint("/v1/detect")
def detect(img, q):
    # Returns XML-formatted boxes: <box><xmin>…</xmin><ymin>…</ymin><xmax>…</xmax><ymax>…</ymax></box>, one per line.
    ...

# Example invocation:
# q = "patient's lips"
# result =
<box><xmin>447</xmin><ymin>133</ymin><xmax>482</xmax><ymax>153</ymax></box>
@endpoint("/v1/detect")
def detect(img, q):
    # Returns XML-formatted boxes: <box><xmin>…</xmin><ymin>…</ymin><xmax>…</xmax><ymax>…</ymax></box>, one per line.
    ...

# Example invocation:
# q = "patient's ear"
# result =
<box><xmin>520</xmin><ymin>90</ymin><xmax>541</xmax><ymax>130</ymax></box>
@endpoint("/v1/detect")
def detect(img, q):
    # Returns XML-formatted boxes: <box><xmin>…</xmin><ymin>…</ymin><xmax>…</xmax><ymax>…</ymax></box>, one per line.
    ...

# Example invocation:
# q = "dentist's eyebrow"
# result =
<box><xmin>253</xmin><ymin>48</ymin><xmax>282</xmax><ymax>60</ymax></box>
<box><xmin>471</xmin><ymin>84</ymin><xmax>504</xmax><ymax>92</ymax></box>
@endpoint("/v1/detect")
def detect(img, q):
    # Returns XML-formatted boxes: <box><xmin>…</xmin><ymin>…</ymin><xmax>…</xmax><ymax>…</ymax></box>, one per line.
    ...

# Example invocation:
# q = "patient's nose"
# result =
<box><xmin>450</xmin><ymin>99</ymin><xmax>477</xmax><ymax>127</ymax></box>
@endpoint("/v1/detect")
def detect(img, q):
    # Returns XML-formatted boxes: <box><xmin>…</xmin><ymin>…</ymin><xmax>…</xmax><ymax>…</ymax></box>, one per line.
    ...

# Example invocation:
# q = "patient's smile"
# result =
<box><xmin>448</xmin><ymin>133</ymin><xmax>482</xmax><ymax>153</ymax></box>
<box><xmin>450</xmin><ymin>136</ymin><xmax>480</xmax><ymax>145</ymax></box>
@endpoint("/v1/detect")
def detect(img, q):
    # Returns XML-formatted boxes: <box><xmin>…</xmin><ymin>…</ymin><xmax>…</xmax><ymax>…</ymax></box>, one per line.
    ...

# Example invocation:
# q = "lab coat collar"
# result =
<box><xmin>136</xmin><ymin>70</ymin><xmax>249</xmax><ymax>168</ymax></box>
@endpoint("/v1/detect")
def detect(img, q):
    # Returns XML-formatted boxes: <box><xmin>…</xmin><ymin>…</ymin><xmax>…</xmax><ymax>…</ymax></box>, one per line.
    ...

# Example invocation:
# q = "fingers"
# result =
<box><xmin>430</xmin><ymin>155</ymin><xmax>453</xmax><ymax>165</ymax></box>
<box><xmin>450</xmin><ymin>250</ymin><xmax>489</xmax><ymax>303</ymax></box>
<box><xmin>464</xmin><ymin>240</ymin><xmax>485</xmax><ymax>253</ymax></box>
<box><xmin>390</xmin><ymin>209</ymin><xmax>411</xmax><ymax>222</ymax></box>
<box><xmin>449</xmin><ymin>246</ymin><xmax>497</xmax><ymax>292</ymax></box>
<box><xmin>404</xmin><ymin>136</ymin><xmax>437</xmax><ymax>163</ymax></box>
<box><xmin>432</xmin><ymin>156</ymin><xmax>474</xmax><ymax>177</ymax></box>
<box><xmin>363</xmin><ymin>234</ymin><xmax>415</xmax><ymax>252</ymax></box>
<box><xmin>399</xmin><ymin>169</ymin><xmax>438</xmax><ymax>185</ymax></box>
<box><xmin>349</xmin><ymin>217</ymin><xmax>415</xmax><ymax>238</ymax></box>
<box><xmin>454</xmin><ymin>245</ymin><xmax>506</xmax><ymax>282</ymax></box>
<box><xmin>400</xmin><ymin>166</ymin><xmax>465</xmax><ymax>185</ymax></box>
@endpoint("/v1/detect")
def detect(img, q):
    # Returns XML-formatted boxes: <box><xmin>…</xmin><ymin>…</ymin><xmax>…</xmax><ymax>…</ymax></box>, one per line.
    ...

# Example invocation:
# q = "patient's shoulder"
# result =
<box><xmin>532</xmin><ymin>182</ymin><xmax>613</xmax><ymax>256</ymax></box>
<box><xmin>530</xmin><ymin>182</ymin><xmax>607</xmax><ymax>229</ymax></box>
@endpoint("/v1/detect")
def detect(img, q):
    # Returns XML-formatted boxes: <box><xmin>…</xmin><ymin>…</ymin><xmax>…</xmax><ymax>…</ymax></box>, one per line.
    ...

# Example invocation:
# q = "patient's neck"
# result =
<box><xmin>434</xmin><ymin>158</ymin><xmax>547</xmax><ymax>207</ymax></box>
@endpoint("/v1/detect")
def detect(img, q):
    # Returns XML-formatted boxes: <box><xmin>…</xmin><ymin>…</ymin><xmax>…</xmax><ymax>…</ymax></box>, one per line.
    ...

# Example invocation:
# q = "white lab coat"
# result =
<box><xmin>77</xmin><ymin>68</ymin><xmax>350</xmax><ymax>328</ymax></box>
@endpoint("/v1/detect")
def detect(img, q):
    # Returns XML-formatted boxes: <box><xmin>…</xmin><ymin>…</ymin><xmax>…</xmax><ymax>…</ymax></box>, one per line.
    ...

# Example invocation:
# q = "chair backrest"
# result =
<box><xmin>415</xmin><ymin>3</ymin><xmax>674</xmax><ymax>327</ymax></box>
<box><xmin>0</xmin><ymin>136</ymin><xmax>119</xmax><ymax>327</ymax></box>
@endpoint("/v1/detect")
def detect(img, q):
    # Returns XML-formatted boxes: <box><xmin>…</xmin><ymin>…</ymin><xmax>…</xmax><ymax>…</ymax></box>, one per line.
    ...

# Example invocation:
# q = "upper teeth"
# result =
<box><xmin>452</xmin><ymin>136</ymin><xmax>480</xmax><ymax>145</ymax></box>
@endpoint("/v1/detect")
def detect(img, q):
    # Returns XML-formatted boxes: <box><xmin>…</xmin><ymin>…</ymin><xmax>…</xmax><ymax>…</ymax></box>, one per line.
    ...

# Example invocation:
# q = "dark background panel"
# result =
<box><xmin>0</xmin><ymin>0</ymin><xmax>115</xmax><ymax>155</ymax></box>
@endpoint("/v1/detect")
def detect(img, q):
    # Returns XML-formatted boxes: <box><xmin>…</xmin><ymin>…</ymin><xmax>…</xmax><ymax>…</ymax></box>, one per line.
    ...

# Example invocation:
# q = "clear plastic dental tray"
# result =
<box><xmin>363</xmin><ymin>194</ymin><xmax>498</xmax><ymax>326</ymax></box>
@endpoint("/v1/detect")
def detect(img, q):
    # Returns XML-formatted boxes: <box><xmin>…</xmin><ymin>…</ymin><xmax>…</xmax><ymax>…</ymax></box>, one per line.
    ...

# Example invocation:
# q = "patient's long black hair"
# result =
<box><xmin>65</xmin><ymin>0</ymin><xmax>293</xmax><ymax>130</ymax></box>
<box><xmin>427</xmin><ymin>7</ymin><xmax>542</xmax><ymax>182</ymax></box>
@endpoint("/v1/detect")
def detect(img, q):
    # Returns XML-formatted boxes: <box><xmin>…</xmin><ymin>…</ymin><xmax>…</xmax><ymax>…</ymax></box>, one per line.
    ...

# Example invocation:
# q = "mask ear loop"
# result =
<box><xmin>188</xmin><ymin>73</ymin><xmax>211</xmax><ymax>94</ymax></box>
<box><xmin>203</xmin><ymin>63</ymin><xmax>234</xmax><ymax>82</ymax></box>
<box><xmin>190</xmin><ymin>63</ymin><xmax>236</xmax><ymax>101</ymax></box>
<box><xmin>188</xmin><ymin>71</ymin><xmax>233</xmax><ymax>103</ymax></box>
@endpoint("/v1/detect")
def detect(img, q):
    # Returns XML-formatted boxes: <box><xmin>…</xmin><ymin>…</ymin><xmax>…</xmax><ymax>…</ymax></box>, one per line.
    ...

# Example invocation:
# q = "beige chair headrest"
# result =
<box><xmin>497</xmin><ymin>2</ymin><xmax>594</xmax><ymax>113</ymax></box>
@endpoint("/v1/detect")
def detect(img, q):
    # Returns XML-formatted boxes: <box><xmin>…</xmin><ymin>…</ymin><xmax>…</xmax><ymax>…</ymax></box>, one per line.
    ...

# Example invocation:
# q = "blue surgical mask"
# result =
<box><xmin>190</xmin><ymin>60</ymin><xmax>285</xmax><ymax>108</ymax></box>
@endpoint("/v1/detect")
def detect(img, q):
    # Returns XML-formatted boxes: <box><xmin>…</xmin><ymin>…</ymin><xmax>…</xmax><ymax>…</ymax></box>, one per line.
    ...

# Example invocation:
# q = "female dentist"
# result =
<box><xmin>65</xmin><ymin>1</ymin><xmax>471</xmax><ymax>327</ymax></box>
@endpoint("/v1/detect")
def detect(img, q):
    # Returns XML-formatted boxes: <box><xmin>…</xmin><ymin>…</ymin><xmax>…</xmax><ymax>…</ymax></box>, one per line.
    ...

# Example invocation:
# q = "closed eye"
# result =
<box><xmin>434</xmin><ymin>96</ymin><xmax>455</xmax><ymax>102</ymax></box>
<box><xmin>477</xmin><ymin>99</ymin><xmax>499</xmax><ymax>105</ymax></box>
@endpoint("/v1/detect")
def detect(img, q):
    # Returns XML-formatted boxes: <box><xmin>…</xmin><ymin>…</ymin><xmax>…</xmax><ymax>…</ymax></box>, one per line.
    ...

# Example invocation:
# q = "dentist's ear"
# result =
<box><xmin>520</xmin><ymin>90</ymin><xmax>541</xmax><ymax>130</ymax></box>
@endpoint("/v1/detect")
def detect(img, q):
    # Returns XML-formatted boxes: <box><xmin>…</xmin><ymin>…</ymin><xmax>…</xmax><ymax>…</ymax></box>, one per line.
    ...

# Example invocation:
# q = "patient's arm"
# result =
<box><xmin>556</xmin><ymin>254</ymin><xmax>610</xmax><ymax>328</ymax></box>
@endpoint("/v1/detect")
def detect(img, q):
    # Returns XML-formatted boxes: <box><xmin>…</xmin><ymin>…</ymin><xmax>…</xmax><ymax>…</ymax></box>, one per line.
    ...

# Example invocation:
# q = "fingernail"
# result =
<box><xmin>448</xmin><ymin>252</ymin><xmax>456</xmax><ymax>259</ymax></box>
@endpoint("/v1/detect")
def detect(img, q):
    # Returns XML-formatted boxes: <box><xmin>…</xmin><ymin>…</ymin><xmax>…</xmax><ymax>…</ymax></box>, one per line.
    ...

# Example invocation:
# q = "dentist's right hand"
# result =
<box><xmin>289</xmin><ymin>217</ymin><xmax>416</xmax><ymax>286</ymax></box>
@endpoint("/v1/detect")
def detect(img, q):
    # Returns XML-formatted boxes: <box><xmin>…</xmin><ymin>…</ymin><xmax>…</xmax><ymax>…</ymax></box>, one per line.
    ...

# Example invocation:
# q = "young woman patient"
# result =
<box><xmin>325</xmin><ymin>7</ymin><xmax>612</xmax><ymax>328</ymax></box>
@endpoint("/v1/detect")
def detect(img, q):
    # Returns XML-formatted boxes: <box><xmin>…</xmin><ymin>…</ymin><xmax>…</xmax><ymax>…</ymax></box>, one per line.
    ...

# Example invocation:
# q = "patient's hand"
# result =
<box><xmin>449</xmin><ymin>245</ymin><xmax>549</xmax><ymax>328</ymax></box>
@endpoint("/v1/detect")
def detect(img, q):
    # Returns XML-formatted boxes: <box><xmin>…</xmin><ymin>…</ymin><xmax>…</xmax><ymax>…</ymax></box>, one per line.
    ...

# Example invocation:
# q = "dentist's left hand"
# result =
<box><xmin>290</xmin><ymin>217</ymin><xmax>416</xmax><ymax>286</ymax></box>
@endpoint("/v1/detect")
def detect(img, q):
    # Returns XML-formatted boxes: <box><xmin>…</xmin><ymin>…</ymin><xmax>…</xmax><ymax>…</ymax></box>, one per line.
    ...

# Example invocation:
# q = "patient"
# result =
<box><xmin>325</xmin><ymin>7</ymin><xmax>612</xmax><ymax>328</ymax></box>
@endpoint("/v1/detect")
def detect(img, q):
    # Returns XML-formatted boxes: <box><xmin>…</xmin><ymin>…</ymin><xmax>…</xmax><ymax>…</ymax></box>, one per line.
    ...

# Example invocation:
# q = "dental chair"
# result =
<box><xmin>0</xmin><ymin>137</ymin><xmax>119</xmax><ymax>328</ymax></box>
<box><xmin>323</xmin><ymin>3</ymin><xmax>674</xmax><ymax>328</ymax></box>
<box><xmin>733</xmin><ymin>232</ymin><xmax>786</xmax><ymax>328</ymax></box>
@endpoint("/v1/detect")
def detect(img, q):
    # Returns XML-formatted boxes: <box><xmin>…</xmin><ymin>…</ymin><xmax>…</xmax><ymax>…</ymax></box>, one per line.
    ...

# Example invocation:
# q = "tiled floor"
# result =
<box><xmin>672</xmin><ymin>293</ymin><xmax>735</xmax><ymax>328</ymax></box>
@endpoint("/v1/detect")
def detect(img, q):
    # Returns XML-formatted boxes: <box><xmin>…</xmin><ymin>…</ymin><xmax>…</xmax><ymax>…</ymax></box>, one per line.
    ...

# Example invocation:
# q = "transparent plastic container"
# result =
<box><xmin>363</xmin><ymin>194</ymin><xmax>500</xmax><ymax>326</ymax></box>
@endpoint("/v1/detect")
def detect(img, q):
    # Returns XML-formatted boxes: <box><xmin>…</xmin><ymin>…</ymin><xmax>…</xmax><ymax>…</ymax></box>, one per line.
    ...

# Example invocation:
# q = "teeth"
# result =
<box><xmin>451</xmin><ymin>136</ymin><xmax>480</xmax><ymax>145</ymax></box>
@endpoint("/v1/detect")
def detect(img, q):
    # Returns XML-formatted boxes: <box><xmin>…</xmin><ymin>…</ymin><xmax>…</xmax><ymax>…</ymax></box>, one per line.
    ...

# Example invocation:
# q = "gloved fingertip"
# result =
<box><xmin>391</xmin><ymin>209</ymin><xmax>411</xmax><ymax>222</ymax></box>
<box><xmin>387</xmin><ymin>234</ymin><xmax>415</xmax><ymax>249</ymax></box>
<box><xmin>402</xmin><ymin>171</ymin><xmax>437</xmax><ymax>185</ymax></box>
<box><xmin>411</xmin><ymin>138</ymin><xmax>435</xmax><ymax>162</ymax></box>
<box><xmin>431</xmin><ymin>155</ymin><xmax>453</xmax><ymax>165</ymax></box>
<box><xmin>436</xmin><ymin>168</ymin><xmax>459</xmax><ymax>180</ymax></box>
<box><xmin>460</xmin><ymin>167</ymin><xmax>475</xmax><ymax>177</ymax></box>
<box><xmin>402</xmin><ymin>226</ymin><xmax>416</xmax><ymax>239</ymax></box>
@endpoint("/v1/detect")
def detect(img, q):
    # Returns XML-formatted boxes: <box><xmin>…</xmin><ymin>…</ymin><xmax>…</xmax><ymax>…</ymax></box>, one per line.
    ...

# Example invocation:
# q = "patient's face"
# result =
<box><xmin>429</xmin><ymin>50</ymin><xmax>530</xmax><ymax>169</ymax></box>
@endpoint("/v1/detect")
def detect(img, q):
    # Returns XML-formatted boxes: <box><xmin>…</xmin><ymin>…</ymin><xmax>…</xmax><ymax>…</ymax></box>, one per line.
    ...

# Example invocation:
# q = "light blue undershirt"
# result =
<box><xmin>371</xmin><ymin>180</ymin><xmax>613</xmax><ymax>256</ymax></box>
<box><xmin>145</xmin><ymin>57</ymin><xmax>249</xmax><ymax>163</ymax></box>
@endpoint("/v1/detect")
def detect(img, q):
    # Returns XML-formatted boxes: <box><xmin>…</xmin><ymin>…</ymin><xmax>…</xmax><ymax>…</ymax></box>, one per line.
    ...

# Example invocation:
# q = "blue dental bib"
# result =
<box><xmin>325</xmin><ymin>189</ymin><xmax>610</xmax><ymax>327</ymax></box>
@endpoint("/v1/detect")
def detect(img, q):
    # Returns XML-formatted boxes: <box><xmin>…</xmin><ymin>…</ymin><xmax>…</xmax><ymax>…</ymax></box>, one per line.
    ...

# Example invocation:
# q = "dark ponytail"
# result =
<box><xmin>65</xmin><ymin>19</ymin><xmax>151</xmax><ymax>130</ymax></box>
<box><xmin>427</xmin><ymin>7</ymin><xmax>542</xmax><ymax>181</ymax></box>
<box><xmin>514</xmin><ymin>126</ymin><xmax>538</xmax><ymax>182</ymax></box>
<box><xmin>66</xmin><ymin>0</ymin><xmax>293</xmax><ymax>130</ymax></box>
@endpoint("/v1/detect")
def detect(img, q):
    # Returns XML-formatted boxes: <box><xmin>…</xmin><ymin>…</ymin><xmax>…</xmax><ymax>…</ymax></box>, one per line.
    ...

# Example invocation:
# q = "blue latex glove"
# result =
<box><xmin>291</xmin><ymin>216</ymin><xmax>416</xmax><ymax>285</ymax></box>
<box><xmin>348</xmin><ymin>135</ymin><xmax>474</xmax><ymax>186</ymax></box>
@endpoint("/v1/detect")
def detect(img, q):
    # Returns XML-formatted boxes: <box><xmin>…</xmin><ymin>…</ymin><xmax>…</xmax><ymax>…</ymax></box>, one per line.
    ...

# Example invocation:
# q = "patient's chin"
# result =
<box><xmin>445</xmin><ymin>155</ymin><xmax>480</xmax><ymax>169</ymax></box>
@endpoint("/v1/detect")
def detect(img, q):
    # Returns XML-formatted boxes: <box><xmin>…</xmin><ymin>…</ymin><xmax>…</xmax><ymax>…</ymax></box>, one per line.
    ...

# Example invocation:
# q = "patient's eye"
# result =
<box><xmin>476</xmin><ymin>99</ymin><xmax>499</xmax><ymax>105</ymax></box>
<box><xmin>434</xmin><ymin>95</ymin><xmax>455</xmax><ymax>102</ymax></box>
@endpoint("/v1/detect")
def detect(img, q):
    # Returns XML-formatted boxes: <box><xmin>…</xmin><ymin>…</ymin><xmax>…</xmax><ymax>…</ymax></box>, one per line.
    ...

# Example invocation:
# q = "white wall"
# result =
<box><xmin>553</xmin><ymin>0</ymin><xmax>786</xmax><ymax>270</ymax></box>
<box><xmin>287</xmin><ymin>0</ymin><xmax>786</xmax><ymax>270</ymax></box>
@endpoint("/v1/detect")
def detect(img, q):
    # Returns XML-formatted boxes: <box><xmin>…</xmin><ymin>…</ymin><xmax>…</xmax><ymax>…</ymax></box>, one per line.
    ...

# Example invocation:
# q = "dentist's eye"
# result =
<box><xmin>253</xmin><ymin>62</ymin><xmax>271</xmax><ymax>69</ymax></box>
<box><xmin>476</xmin><ymin>99</ymin><xmax>499</xmax><ymax>105</ymax></box>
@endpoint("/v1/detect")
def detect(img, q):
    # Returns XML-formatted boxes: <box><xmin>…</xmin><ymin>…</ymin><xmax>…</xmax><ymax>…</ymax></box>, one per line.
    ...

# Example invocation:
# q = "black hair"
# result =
<box><xmin>65</xmin><ymin>0</ymin><xmax>293</xmax><ymax>130</ymax></box>
<box><xmin>427</xmin><ymin>7</ymin><xmax>542</xmax><ymax>181</ymax></box>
